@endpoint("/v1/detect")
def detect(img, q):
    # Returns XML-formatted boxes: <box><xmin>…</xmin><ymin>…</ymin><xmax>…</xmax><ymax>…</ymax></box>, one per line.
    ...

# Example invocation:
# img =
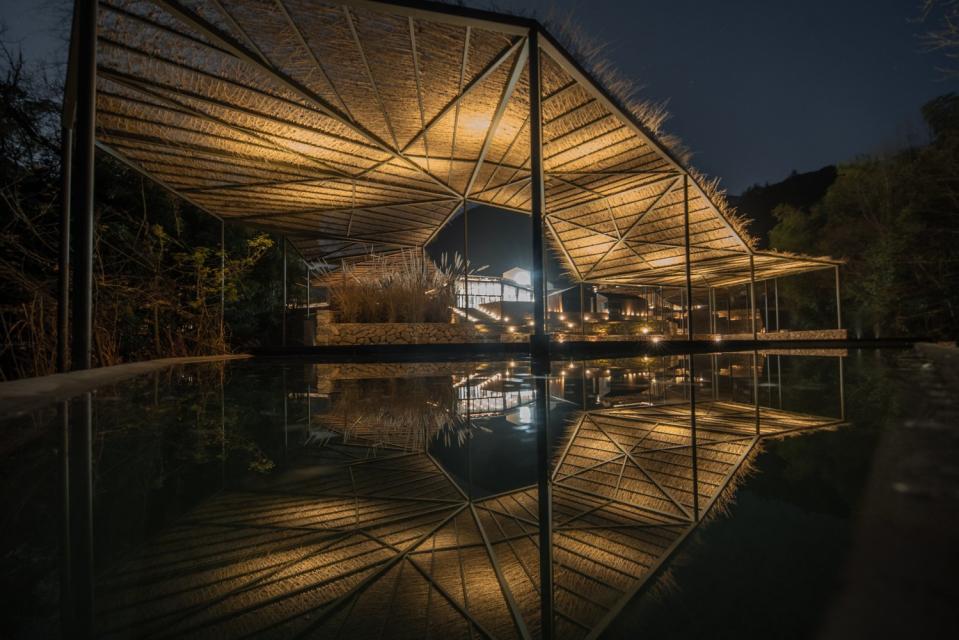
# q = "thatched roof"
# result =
<box><xmin>90</xmin><ymin>0</ymin><xmax>839</xmax><ymax>287</ymax></box>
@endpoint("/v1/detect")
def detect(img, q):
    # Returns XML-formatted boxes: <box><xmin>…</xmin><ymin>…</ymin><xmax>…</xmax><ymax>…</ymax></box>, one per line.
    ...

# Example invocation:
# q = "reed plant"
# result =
<box><xmin>328</xmin><ymin>250</ymin><xmax>476</xmax><ymax>323</ymax></box>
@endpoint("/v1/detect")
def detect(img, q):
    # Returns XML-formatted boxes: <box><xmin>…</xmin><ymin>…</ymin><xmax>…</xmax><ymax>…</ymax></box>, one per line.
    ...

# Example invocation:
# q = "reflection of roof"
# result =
<box><xmin>88</xmin><ymin>0</ymin><xmax>837</xmax><ymax>288</ymax></box>
<box><xmin>96</xmin><ymin>398</ymin><xmax>840</xmax><ymax>638</ymax></box>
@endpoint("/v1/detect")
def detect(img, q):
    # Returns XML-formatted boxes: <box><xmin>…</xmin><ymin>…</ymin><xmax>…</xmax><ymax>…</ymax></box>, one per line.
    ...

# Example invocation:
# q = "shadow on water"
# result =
<box><xmin>0</xmin><ymin>349</ymin><xmax>902</xmax><ymax>639</ymax></box>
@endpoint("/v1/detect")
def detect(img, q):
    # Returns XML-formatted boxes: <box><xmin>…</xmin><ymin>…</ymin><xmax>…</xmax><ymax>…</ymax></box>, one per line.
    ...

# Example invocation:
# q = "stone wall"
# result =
<box><xmin>315</xmin><ymin>322</ymin><xmax>499</xmax><ymax>345</ymax></box>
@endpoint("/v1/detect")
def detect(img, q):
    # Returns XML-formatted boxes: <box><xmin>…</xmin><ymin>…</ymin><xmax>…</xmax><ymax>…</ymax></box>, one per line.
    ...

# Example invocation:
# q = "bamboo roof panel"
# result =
<box><xmin>92</xmin><ymin>0</ymin><xmax>837</xmax><ymax>286</ymax></box>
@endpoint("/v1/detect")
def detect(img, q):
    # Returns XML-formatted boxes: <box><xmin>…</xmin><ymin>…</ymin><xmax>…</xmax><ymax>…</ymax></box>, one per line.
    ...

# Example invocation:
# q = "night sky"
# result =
<box><xmin>2</xmin><ymin>0</ymin><xmax>956</xmax><ymax>271</ymax></box>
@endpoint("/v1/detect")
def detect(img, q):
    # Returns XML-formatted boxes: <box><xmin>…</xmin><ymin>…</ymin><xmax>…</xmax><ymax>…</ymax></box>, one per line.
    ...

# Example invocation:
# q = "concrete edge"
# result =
<box><xmin>0</xmin><ymin>354</ymin><xmax>252</xmax><ymax>418</ymax></box>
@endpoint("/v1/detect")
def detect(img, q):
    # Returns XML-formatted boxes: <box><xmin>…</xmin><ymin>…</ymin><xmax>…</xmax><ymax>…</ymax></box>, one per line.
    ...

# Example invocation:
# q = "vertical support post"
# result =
<box><xmin>463</xmin><ymin>199</ymin><xmax>470</xmax><ymax>321</ymax></box>
<box><xmin>58</xmin><ymin>127</ymin><xmax>73</xmax><ymax>373</ymax></box>
<box><xmin>774</xmin><ymin>278</ymin><xmax>780</xmax><ymax>332</ymax></box>
<box><xmin>705</xmin><ymin>287</ymin><xmax>711</xmax><ymax>335</ymax></box>
<box><xmin>763</xmin><ymin>281</ymin><xmax>769</xmax><ymax>335</ymax></box>
<box><xmin>304</xmin><ymin>260</ymin><xmax>310</xmax><ymax>319</ymax></box>
<box><xmin>683</xmin><ymin>175</ymin><xmax>693</xmax><ymax>341</ymax></box>
<box><xmin>500</xmin><ymin>279</ymin><xmax>504</xmax><ymax>321</ymax></box>
<box><xmin>70</xmin><ymin>0</ymin><xmax>97</xmax><ymax>372</ymax></box>
<box><xmin>220</xmin><ymin>219</ymin><xmax>225</xmax><ymax>347</ymax></box>
<box><xmin>529</xmin><ymin>29</ymin><xmax>548</xmax><ymax>357</ymax></box>
<box><xmin>579</xmin><ymin>282</ymin><xmax>585</xmax><ymax>335</ymax></box>
<box><xmin>834</xmin><ymin>265</ymin><xmax>842</xmax><ymax>330</ymax></box>
<box><xmin>659</xmin><ymin>285</ymin><xmax>664</xmax><ymax>334</ymax></box>
<box><xmin>281</xmin><ymin>237</ymin><xmax>287</xmax><ymax>347</ymax></box>
<box><xmin>749</xmin><ymin>255</ymin><xmax>757</xmax><ymax>340</ymax></box>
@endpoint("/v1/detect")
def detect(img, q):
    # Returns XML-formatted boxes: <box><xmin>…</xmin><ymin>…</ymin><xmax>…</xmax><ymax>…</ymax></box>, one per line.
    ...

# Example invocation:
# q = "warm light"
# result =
<box><xmin>559</xmin><ymin>314</ymin><xmax>566</xmax><ymax>321</ymax></box>
<box><xmin>507</xmin><ymin>326</ymin><xmax>516</xmax><ymax>332</ymax></box>
<box><xmin>528</xmin><ymin>320</ymin><xmax>535</xmax><ymax>326</ymax></box>
<box><xmin>652</xmin><ymin>337</ymin><xmax>661</xmax><ymax>343</ymax></box>
<box><xmin>503</xmin><ymin>316</ymin><xmax>509</xmax><ymax>322</ymax></box>
<box><xmin>641</xmin><ymin>326</ymin><xmax>650</xmax><ymax>334</ymax></box>
<box><xmin>713</xmin><ymin>335</ymin><xmax>723</xmax><ymax>342</ymax></box>
<box><xmin>567</xmin><ymin>322</ymin><xmax>575</xmax><ymax>328</ymax></box>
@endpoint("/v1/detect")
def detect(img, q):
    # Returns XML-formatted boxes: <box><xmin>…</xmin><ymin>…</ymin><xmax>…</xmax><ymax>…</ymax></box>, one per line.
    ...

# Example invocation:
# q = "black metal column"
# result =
<box><xmin>220</xmin><ymin>219</ymin><xmax>225</xmax><ymax>346</ymax></box>
<box><xmin>774</xmin><ymin>278</ymin><xmax>780</xmax><ymax>331</ymax></box>
<box><xmin>834</xmin><ymin>265</ymin><xmax>842</xmax><ymax>330</ymax></box>
<box><xmin>529</xmin><ymin>29</ymin><xmax>548</xmax><ymax>358</ymax></box>
<box><xmin>463</xmin><ymin>199</ymin><xmax>470</xmax><ymax>321</ymax></box>
<box><xmin>70</xmin><ymin>0</ymin><xmax>97</xmax><ymax>372</ymax></box>
<box><xmin>58</xmin><ymin>127</ymin><xmax>73</xmax><ymax>373</ymax></box>
<box><xmin>683</xmin><ymin>175</ymin><xmax>693</xmax><ymax>341</ymax></box>
<box><xmin>281</xmin><ymin>237</ymin><xmax>287</xmax><ymax>347</ymax></box>
<box><xmin>749</xmin><ymin>255</ymin><xmax>757</xmax><ymax>340</ymax></box>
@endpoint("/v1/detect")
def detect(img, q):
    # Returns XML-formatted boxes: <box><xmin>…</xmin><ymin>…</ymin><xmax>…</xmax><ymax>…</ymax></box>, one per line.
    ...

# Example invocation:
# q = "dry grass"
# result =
<box><xmin>325</xmin><ymin>249</ymin><xmax>466</xmax><ymax>323</ymax></box>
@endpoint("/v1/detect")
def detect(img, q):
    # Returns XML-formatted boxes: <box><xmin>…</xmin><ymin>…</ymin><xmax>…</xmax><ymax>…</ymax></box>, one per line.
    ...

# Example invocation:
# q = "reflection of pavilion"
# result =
<box><xmin>94</xmin><ymin>364</ymin><xmax>843</xmax><ymax>639</ymax></box>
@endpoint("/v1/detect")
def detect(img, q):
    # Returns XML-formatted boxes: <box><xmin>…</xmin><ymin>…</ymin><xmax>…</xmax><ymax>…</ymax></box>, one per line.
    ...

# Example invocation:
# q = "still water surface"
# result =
<box><xmin>1</xmin><ymin>350</ymin><xmax>902</xmax><ymax>638</ymax></box>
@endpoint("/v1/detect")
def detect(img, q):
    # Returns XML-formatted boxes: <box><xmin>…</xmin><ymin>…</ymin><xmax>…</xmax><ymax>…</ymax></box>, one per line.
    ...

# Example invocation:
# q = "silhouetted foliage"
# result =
<box><xmin>0</xmin><ymin>42</ymin><xmax>287</xmax><ymax>380</ymax></box>
<box><xmin>768</xmin><ymin>94</ymin><xmax>959</xmax><ymax>338</ymax></box>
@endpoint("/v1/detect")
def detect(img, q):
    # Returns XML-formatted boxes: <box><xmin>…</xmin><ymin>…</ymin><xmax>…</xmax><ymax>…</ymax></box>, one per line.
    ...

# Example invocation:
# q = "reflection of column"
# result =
<box><xmin>689</xmin><ymin>355</ymin><xmax>700</xmax><ymax>520</ymax></box>
<box><xmin>838</xmin><ymin>356</ymin><xmax>846</xmax><ymax>420</ymax></box>
<box><xmin>70</xmin><ymin>392</ymin><xmax>95</xmax><ymax>637</ymax></box>
<box><xmin>533</xmin><ymin>368</ymin><xmax>553</xmax><ymax>638</ymax></box>
<box><xmin>752</xmin><ymin>351</ymin><xmax>760</xmax><ymax>434</ymax></box>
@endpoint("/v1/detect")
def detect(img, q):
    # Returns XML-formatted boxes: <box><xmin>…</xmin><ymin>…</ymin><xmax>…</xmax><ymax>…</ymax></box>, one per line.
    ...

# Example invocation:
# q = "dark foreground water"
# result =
<box><xmin>0</xmin><ymin>350</ymin><xmax>907</xmax><ymax>638</ymax></box>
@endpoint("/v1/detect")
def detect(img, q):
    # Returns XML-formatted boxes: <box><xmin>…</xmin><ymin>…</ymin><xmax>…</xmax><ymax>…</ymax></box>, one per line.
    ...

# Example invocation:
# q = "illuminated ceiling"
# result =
<box><xmin>92</xmin><ymin>0</ymin><xmax>839</xmax><ymax>287</ymax></box>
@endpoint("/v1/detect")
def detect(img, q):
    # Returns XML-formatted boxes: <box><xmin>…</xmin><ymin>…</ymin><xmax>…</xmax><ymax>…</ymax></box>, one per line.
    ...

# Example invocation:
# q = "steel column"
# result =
<box><xmin>58</xmin><ymin>127</ymin><xmax>73</xmax><ymax>373</ymax></box>
<box><xmin>305</xmin><ymin>260</ymin><xmax>310</xmax><ymax>319</ymax></box>
<box><xmin>683</xmin><ymin>175</ymin><xmax>693</xmax><ymax>341</ymax></box>
<box><xmin>70</xmin><ymin>0</ymin><xmax>97</xmax><ymax>372</ymax></box>
<box><xmin>774</xmin><ymin>278</ymin><xmax>780</xmax><ymax>332</ymax></box>
<box><xmin>689</xmin><ymin>354</ymin><xmax>699</xmax><ymax>520</ymax></box>
<box><xmin>834</xmin><ymin>265</ymin><xmax>842</xmax><ymax>329</ymax></box>
<box><xmin>463</xmin><ymin>199</ymin><xmax>470</xmax><ymax>321</ymax></box>
<box><xmin>579</xmin><ymin>282</ymin><xmax>585</xmax><ymax>335</ymax></box>
<box><xmin>281</xmin><ymin>237</ymin><xmax>287</xmax><ymax>347</ymax></box>
<box><xmin>220</xmin><ymin>219</ymin><xmax>225</xmax><ymax>346</ymax></box>
<box><xmin>529</xmin><ymin>28</ymin><xmax>548</xmax><ymax>356</ymax></box>
<box><xmin>763</xmin><ymin>280</ymin><xmax>769</xmax><ymax>334</ymax></box>
<box><xmin>749</xmin><ymin>255</ymin><xmax>757</xmax><ymax>340</ymax></box>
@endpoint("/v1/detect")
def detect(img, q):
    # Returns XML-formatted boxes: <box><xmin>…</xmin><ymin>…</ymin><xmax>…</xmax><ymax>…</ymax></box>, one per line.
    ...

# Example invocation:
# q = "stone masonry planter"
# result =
<box><xmin>315</xmin><ymin>322</ymin><xmax>499</xmax><ymax>345</ymax></box>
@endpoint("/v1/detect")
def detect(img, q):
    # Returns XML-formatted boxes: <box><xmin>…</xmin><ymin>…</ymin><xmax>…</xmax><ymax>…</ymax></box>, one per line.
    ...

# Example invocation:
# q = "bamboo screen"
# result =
<box><xmin>93</xmin><ymin>0</ymin><xmax>839</xmax><ymax>287</ymax></box>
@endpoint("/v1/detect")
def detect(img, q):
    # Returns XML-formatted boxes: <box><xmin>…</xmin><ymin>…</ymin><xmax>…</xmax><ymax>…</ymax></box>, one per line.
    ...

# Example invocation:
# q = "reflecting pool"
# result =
<box><xmin>2</xmin><ymin>349</ymin><xmax>897</xmax><ymax>639</ymax></box>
